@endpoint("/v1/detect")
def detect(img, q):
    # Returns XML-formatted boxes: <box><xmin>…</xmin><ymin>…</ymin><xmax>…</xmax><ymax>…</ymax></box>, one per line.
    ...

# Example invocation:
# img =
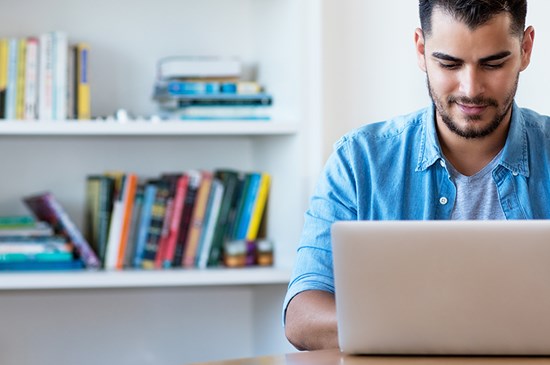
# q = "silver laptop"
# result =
<box><xmin>331</xmin><ymin>220</ymin><xmax>550</xmax><ymax>355</ymax></box>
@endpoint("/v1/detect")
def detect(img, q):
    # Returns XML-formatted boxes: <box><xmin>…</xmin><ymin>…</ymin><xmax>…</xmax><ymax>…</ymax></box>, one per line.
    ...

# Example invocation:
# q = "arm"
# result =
<box><xmin>284</xmin><ymin>290</ymin><xmax>339</xmax><ymax>350</ymax></box>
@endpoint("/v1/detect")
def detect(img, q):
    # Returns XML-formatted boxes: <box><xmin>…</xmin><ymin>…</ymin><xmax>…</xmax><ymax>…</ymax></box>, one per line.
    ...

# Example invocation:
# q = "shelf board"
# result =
<box><xmin>0</xmin><ymin>120</ymin><xmax>299</xmax><ymax>136</ymax></box>
<box><xmin>0</xmin><ymin>266</ymin><xmax>292</xmax><ymax>290</ymax></box>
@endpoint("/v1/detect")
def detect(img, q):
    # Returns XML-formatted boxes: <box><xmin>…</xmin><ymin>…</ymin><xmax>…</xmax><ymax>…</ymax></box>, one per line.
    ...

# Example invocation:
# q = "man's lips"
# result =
<box><xmin>456</xmin><ymin>103</ymin><xmax>488</xmax><ymax>116</ymax></box>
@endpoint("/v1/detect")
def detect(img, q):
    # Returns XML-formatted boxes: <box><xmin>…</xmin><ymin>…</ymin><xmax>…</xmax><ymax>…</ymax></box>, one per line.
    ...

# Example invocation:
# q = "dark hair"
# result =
<box><xmin>419</xmin><ymin>0</ymin><xmax>527</xmax><ymax>37</ymax></box>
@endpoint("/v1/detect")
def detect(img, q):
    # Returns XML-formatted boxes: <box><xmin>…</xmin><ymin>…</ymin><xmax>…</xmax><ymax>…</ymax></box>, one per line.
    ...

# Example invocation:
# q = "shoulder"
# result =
<box><xmin>518</xmin><ymin>107</ymin><xmax>550</xmax><ymax>138</ymax></box>
<box><xmin>333</xmin><ymin>107</ymin><xmax>429</xmax><ymax>153</ymax></box>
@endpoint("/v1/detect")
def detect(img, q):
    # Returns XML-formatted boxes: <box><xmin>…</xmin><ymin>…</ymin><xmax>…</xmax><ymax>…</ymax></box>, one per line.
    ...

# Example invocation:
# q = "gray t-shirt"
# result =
<box><xmin>445</xmin><ymin>150</ymin><xmax>506</xmax><ymax>220</ymax></box>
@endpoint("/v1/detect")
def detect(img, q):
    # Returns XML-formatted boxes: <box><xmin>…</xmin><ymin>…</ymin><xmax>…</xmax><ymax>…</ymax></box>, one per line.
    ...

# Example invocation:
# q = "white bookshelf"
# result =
<box><xmin>0</xmin><ymin>267</ymin><xmax>291</xmax><ymax>290</ymax></box>
<box><xmin>0</xmin><ymin>120</ymin><xmax>299</xmax><ymax>136</ymax></box>
<box><xmin>0</xmin><ymin>0</ymin><xmax>323</xmax><ymax>364</ymax></box>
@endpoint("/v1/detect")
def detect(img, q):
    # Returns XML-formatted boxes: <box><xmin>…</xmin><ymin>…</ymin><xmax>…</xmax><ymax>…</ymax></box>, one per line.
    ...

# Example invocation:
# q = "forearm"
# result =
<box><xmin>284</xmin><ymin>290</ymin><xmax>339</xmax><ymax>351</ymax></box>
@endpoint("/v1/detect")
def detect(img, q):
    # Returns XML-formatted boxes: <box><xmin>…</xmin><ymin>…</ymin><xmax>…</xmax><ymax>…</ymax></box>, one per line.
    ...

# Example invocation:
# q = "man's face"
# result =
<box><xmin>415</xmin><ymin>9</ymin><xmax>533</xmax><ymax>140</ymax></box>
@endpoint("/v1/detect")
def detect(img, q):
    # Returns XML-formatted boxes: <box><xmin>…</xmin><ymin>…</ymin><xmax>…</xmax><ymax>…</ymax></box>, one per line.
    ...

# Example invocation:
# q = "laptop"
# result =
<box><xmin>331</xmin><ymin>220</ymin><xmax>550</xmax><ymax>355</ymax></box>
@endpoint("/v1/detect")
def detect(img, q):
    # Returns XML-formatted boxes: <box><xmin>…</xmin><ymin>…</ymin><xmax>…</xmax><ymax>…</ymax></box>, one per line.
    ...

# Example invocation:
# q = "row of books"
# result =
<box><xmin>152</xmin><ymin>56</ymin><xmax>273</xmax><ymax>121</ymax></box>
<box><xmin>0</xmin><ymin>32</ymin><xmax>91</xmax><ymax>121</ymax></box>
<box><xmin>85</xmin><ymin>169</ymin><xmax>272</xmax><ymax>270</ymax></box>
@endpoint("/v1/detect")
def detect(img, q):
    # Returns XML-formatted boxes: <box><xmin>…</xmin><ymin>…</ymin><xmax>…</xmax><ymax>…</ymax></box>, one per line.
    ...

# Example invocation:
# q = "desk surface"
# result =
<box><xmin>190</xmin><ymin>349</ymin><xmax>550</xmax><ymax>365</ymax></box>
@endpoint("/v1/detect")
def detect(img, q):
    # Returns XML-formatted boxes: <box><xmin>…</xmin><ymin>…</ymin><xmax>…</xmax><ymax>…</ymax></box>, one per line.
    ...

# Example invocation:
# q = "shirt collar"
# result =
<box><xmin>416</xmin><ymin>102</ymin><xmax>529</xmax><ymax>177</ymax></box>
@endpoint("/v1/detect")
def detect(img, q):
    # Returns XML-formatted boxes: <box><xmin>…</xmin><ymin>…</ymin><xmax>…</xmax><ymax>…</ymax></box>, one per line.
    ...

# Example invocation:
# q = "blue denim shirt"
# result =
<box><xmin>283</xmin><ymin>103</ymin><xmax>550</xmax><ymax>321</ymax></box>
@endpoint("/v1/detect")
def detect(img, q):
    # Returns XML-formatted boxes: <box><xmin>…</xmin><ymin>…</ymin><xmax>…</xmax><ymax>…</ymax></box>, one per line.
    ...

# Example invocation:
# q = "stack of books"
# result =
<box><xmin>0</xmin><ymin>32</ymin><xmax>91</xmax><ymax>121</ymax></box>
<box><xmin>0</xmin><ymin>214</ymin><xmax>83</xmax><ymax>271</ymax></box>
<box><xmin>152</xmin><ymin>56</ymin><xmax>272</xmax><ymax>121</ymax></box>
<box><xmin>84</xmin><ymin>168</ymin><xmax>273</xmax><ymax>270</ymax></box>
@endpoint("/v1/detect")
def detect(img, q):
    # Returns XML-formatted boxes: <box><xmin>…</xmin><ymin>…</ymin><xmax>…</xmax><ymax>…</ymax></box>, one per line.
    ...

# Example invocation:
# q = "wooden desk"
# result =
<box><xmin>189</xmin><ymin>349</ymin><xmax>550</xmax><ymax>365</ymax></box>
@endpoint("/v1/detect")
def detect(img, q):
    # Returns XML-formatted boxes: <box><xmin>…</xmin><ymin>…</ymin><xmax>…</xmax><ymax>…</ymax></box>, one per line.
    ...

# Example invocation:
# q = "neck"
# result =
<box><xmin>436</xmin><ymin>112</ymin><xmax>511</xmax><ymax>176</ymax></box>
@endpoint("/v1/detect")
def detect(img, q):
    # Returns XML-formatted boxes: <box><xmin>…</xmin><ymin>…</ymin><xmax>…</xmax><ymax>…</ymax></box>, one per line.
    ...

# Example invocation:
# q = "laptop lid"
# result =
<box><xmin>331</xmin><ymin>220</ymin><xmax>550</xmax><ymax>355</ymax></box>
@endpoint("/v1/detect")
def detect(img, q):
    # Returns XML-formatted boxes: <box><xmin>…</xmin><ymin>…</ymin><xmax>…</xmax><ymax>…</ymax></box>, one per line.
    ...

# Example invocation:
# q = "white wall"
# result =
<box><xmin>322</xmin><ymin>0</ymin><xmax>550</xmax><ymax>160</ymax></box>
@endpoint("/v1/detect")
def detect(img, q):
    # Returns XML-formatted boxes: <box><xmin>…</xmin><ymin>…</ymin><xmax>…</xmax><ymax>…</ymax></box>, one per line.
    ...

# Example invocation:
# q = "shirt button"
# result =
<box><xmin>439</xmin><ymin>197</ymin><xmax>448</xmax><ymax>205</ymax></box>
<box><xmin>512</xmin><ymin>171</ymin><xmax>519</xmax><ymax>176</ymax></box>
<box><xmin>440</xmin><ymin>160</ymin><xmax>446</xmax><ymax>167</ymax></box>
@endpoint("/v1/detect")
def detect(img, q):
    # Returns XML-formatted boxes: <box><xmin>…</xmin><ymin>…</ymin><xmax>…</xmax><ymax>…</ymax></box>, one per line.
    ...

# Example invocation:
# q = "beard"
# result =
<box><xmin>427</xmin><ymin>74</ymin><xmax>518</xmax><ymax>139</ymax></box>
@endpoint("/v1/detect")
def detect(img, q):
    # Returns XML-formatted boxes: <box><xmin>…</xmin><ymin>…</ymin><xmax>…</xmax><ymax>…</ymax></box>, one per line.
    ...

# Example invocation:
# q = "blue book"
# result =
<box><xmin>132</xmin><ymin>183</ymin><xmax>157</xmax><ymax>267</ymax></box>
<box><xmin>233</xmin><ymin>173</ymin><xmax>261</xmax><ymax>240</ymax></box>
<box><xmin>0</xmin><ymin>260</ymin><xmax>84</xmax><ymax>271</ymax></box>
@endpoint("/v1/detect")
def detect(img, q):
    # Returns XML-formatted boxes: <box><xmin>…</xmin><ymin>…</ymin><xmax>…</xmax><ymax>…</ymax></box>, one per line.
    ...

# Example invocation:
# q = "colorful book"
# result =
<box><xmin>23</xmin><ymin>192</ymin><xmax>100</xmax><ymax>269</ymax></box>
<box><xmin>207</xmin><ymin>169</ymin><xmax>241</xmax><ymax>267</ymax></box>
<box><xmin>23</xmin><ymin>37</ymin><xmax>39</xmax><ymax>120</ymax></box>
<box><xmin>141</xmin><ymin>180</ymin><xmax>171</xmax><ymax>269</ymax></box>
<box><xmin>0</xmin><ymin>38</ymin><xmax>7</xmax><ymax>118</ymax></box>
<box><xmin>75</xmin><ymin>42</ymin><xmax>90</xmax><ymax>119</ymax></box>
<box><xmin>233</xmin><ymin>173</ymin><xmax>261</xmax><ymax>240</ymax></box>
<box><xmin>115</xmin><ymin>173</ymin><xmax>138</xmax><ymax>269</ymax></box>
<box><xmin>5</xmin><ymin>38</ymin><xmax>18</xmax><ymax>120</ymax></box>
<box><xmin>38</xmin><ymin>33</ymin><xmax>54</xmax><ymax>120</ymax></box>
<box><xmin>133</xmin><ymin>182</ymin><xmax>157</xmax><ymax>267</ymax></box>
<box><xmin>196</xmin><ymin>178</ymin><xmax>224</xmax><ymax>269</ymax></box>
<box><xmin>245</xmin><ymin>172</ymin><xmax>271</xmax><ymax>241</ymax></box>
<box><xmin>15</xmin><ymin>38</ymin><xmax>26</xmax><ymax>120</ymax></box>
<box><xmin>124</xmin><ymin>184</ymin><xmax>144</xmax><ymax>267</ymax></box>
<box><xmin>172</xmin><ymin>170</ymin><xmax>201</xmax><ymax>266</ymax></box>
<box><xmin>153</xmin><ymin>174</ymin><xmax>181</xmax><ymax>269</ymax></box>
<box><xmin>182</xmin><ymin>171</ymin><xmax>213</xmax><ymax>267</ymax></box>
<box><xmin>157</xmin><ymin>56</ymin><xmax>241</xmax><ymax>80</ymax></box>
<box><xmin>0</xmin><ymin>259</ymin><xmax>84</xmax><ymax>271</ymax></box>
<box><xmin>53</xmin><ymin>31</ymin><xmax>68</xmax><ymax>120</ymax></box>
<box><xmin>160</xmin><ymin>174</ymin><xmax>189</xmax><ymax>268</ymax></box>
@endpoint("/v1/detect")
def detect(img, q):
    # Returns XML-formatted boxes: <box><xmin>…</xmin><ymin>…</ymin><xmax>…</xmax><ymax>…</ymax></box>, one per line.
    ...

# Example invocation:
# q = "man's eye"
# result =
<box><xmin>483</xmin><ymin>63</ymin><xmax>504</xmax><ymax>70</ymax></box>
<box><xmin>439</xmin><ymin>63</ymin><xmax>460</xmax><ymax>70</ymax></box>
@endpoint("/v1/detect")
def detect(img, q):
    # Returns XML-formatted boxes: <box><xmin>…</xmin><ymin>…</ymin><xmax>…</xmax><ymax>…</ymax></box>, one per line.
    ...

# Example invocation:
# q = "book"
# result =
<box><xmin>155</xmin><ymin>80</ymin><xmax>262</xmax><ymax>96</ymax></box>
<box><xmin>23</xmin><ymin>192</ymin><xmax>100</xmax><ymax>268</ymax></box>
<box><xmin>0</xmin><ymin>38</ymin><xmax>7</xmax><ymax>118</ymax></box>
<box><xmin>153</xmin><ymin>174</ymin><xmax>181</xmax><ymax>269</ymax></box>
<box><xmin>38</xmin><ymin>32</ymin><xmax>54</xmax><ymax>120</ymax></box>
<box><xmin>157</xmin><ymin>56</ymin><xmax>241</xmax><ymax>80</ymax></box>
<box><xmin>0</xmin><ymin>221</ymin><xmax>54</xmax><ymax>237</ymax></box>
<box><xmin>196</xmin><ymin>178</ymin><xmax>224</xmax><ymax>269</ymax></box>
<box><xmin>160</xmin><ymin>106</ymin><xmax>271</xmax><ymax>121</ymax></box>
<box><xmin>207</xmin><ymin>169</ymin><xmax>241</xmax><ymax>267</ymax></box>
<box><xmin>132</xmin><ymin>182</ymin><xmax>157</xmax><ymax>267</ymax></box>
<box><xmin>0</xmin><ymin>215</ymin><xmax>36</xmax><ymax>229</ymax></box>
<box><xmin>141</xmin><ymin>179</ymin><xmax>171</xmax><ymax>269</ymax></box>
<box><xmin>15</xmin><ymin>38</ymin><xmax>26</xmax><ymax>120</ymax></box>
<box><xmin>74</xmin><ymin>42</ymin><xmax>91</xmax><ymax>119</ymax></box>
<box><xmin>5</xmin><ymin>38</ymin><xmax>18</xmax><ymax>120</ymax></box>
<box><xmin>245</xmin><ymin>172</ymin><xmax>271</xmax><ymax>241</ymax></box>
<box><xmin>156</xmin><ymin>93</ymin><xmax>273</xmax><ymax>108</ymax></box>
<box><xmin>124</xmin><ymin>183</ymin><xmax>144</xmax><ymax>267</ymax></box>
<box><xmin>172</xmin><ymin>170</ymin><xmax>201</xmax><ymax>266</ymax></box>
<box><xmin>23</xmin><ymin>37</ymin><xmax>39</xmax><ymax>120</ymax></box>
<box><xmin>53</xmin><ymin>31</ymin><xmax>68</xmax><ymax>120</ymax></box>
<box><xmin>0</xmin><ymin>259</ymin><xmax>84</xmax><ymax>271</ymax></box>
<box><xmin>233</xmin><ymin>173</ymin><xmax>262</xmax><ymax>240</ymax></box>
<box><xmin>182</xmin><ymin>170</ymin><xmax>213</xmax><ymax>267</ymax></box>
<box><xmin>159</xmin><ymin>174</ymin><xmax>189</xmax><ymax>268</ymax></box>
<box><xmin>104</xmin><ymin>173</ymin><xmax>138</xmax><ymax>270</ymax></box>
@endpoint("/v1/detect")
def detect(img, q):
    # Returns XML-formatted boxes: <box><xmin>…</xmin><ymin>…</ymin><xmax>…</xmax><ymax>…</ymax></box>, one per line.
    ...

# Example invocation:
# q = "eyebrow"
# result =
<box><xmin>431</xmin><ymin>51</ymin><xmax>512</xmax><ymax>63</ymax></box>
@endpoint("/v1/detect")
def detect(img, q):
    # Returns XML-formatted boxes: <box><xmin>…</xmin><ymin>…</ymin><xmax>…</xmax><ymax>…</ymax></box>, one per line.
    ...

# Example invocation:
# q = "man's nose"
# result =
<box><xmin>458</xmin><ymin>67</ymin><xmax>485</xmax><ymax>99</ymax></box>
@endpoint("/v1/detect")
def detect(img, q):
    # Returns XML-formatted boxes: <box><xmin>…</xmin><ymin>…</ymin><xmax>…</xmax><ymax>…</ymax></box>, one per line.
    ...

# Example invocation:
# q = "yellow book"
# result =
<box><xmin>75</xmin><ymin>43</ymin><xmax>91</xmax><ymax>119</ymax></box>
<box><xmin>15</xmin><ymin>39</ymin><xmax>26</xmax><ymax>120</ymax></box>
<box><xmin>245</xmin><ymin>172</ymin><xmax>271</xmax><ymax>241</ymax></box>
<box><xmin>0</xmin><ymin>38</ymin><xmax>8</xmax><ymax>119</ymax></box>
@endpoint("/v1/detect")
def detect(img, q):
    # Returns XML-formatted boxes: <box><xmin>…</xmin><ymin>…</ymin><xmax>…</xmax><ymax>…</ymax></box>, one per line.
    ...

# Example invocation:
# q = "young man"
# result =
<box><xmin>284</xmin><ymin>0</ymin><xmax>549</xmax><ymax>351</ymax></box>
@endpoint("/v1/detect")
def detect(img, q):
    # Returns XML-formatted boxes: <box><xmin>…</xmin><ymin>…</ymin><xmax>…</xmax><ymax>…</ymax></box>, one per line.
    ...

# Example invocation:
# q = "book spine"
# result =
<box><xmin>23</xmin><ymin>192</ymin><xmax>100</xmax><ymax>268</ymax></box>
<box><xmin>172</xmin><ymin>171</ymin><xmax>201</xmax><ymax>266</ymax></box>
<box><xmin>141</xmin><ymin>181</ymin><xmax>170</xmax><ymax>269</ymax></box>
<box><xmin>23</xmin><ymin>37</ymin><xmax>39</xmax><ymax>120</ymax></box>
<box><xmin>245</xmin><ymin>173</ymin><xmax>271</xmax><ymax>241</ymax></box>
<box><xmin>5</xmin><ymin>38</ymin><xmax>18</xmax><ymax>120</ymax></box>
<box><xmin>162</xmin><ymin>174</ymin><xmax>188</xmax><ymax>268</ymax></box>
<box><xmin>76</xmin><ymin>43</ymin><xmax>90</xmax><ymax>119</ymax></box>
<box><xmin>15</xmin><ymin>38</ymin><xmax>26</xmax><ymax>120</ymax></box>
<box><xmin>196</xmin><ymin>179</ymin><xmax>224</xmax><ymax>269</ymax></box>
<box><xmin>38</xmin><ymin>33</ymin><xmax>54</xmax><ymax>120</ymax></box>
<box><xmin>234</xmin><ymin>173</ymin><xmax>262</xmax><ymax>240</ymax></box>
<box><xmin>182</xmin><ymin>171</ymin><xmax>213</xmax><ymax>268</ymax></box>
<box><xmin>0</xmin><ymin>38</ymin><xmax>8</xmax><ymax>119</ymax></box>
<box><xmin>116</xmin><ymin>173</ymin><xmax>138</xmax><ymax>269</ymax></box>
<box><xmin>133</xmin><ymin>183</ymin><xmax>157</xmax><ymax>267</ymax></box>
<box><xmin>53</xmin><ymin>31</ymin><xmax>68</xmax><ymax>120</ymax></box>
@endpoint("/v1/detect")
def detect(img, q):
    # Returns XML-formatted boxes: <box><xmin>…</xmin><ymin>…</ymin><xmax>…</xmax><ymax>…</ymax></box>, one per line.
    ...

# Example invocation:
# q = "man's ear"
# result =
<box><xmin>414</xmin><ymin>28</ymin><xmax>427</xmax><ymax>72</ymax></box>
<box><xmin>520</xmin><ymin>25</ymin><xmax>535</xmax><ymax>72</ymax></box>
